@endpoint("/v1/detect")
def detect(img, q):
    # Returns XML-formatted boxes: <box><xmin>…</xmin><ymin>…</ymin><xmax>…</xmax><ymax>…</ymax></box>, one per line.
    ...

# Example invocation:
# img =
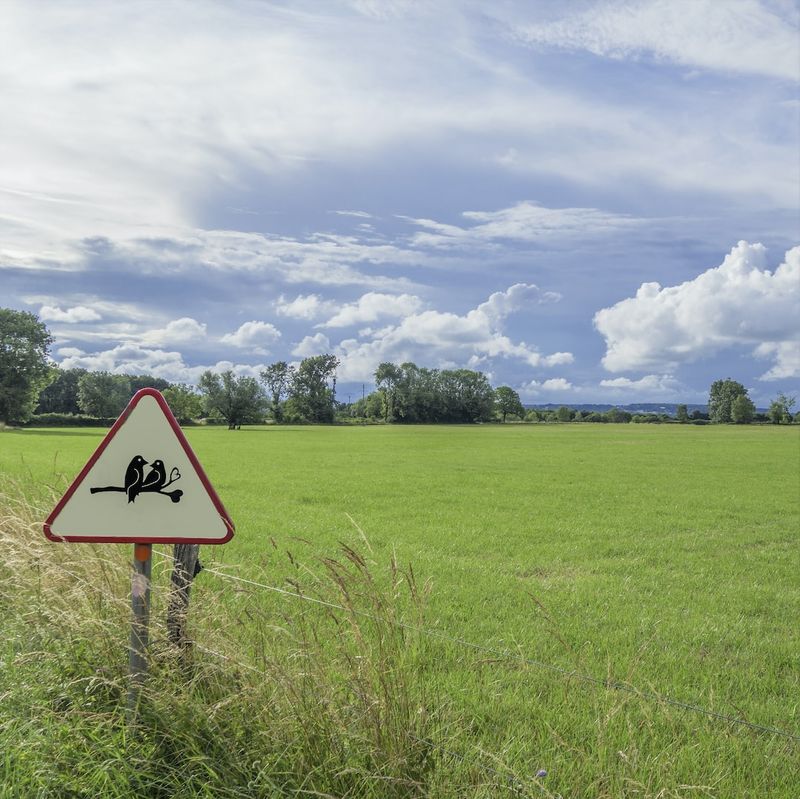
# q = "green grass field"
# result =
<box><xmin>1</xmin><ymin>423</ymin><xmax>799</xmax><ymax>797</ymax></box>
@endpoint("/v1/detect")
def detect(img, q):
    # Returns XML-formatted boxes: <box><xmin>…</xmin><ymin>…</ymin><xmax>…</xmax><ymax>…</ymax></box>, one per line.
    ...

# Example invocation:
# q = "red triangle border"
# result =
<box><xmin>43</xmin><ymin>388</ymin><xmax>235</xmax><ymax>544</ymax></box>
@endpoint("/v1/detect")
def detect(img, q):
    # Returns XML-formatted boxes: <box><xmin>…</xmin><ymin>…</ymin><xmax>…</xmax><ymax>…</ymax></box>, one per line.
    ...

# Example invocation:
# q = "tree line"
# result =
<box><xmin>1</xmin><ymin>308</ymin><xmax>797</xmax><ymax>427</ymax></box>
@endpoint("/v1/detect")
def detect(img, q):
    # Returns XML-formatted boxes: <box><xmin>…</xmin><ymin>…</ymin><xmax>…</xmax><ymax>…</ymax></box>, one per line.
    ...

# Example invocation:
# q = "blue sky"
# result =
<box><xmin>2</xmin><ymin>0</ymin><xmax>798</xmax><ymax>406</ymax></box>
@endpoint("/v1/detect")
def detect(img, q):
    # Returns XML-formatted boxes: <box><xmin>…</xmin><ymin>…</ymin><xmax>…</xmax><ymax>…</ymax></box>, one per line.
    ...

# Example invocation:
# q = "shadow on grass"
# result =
<box><xmin>12</xmin><ymin>429</ymin><xmax>105</xmax><ymax>437</ymax></box>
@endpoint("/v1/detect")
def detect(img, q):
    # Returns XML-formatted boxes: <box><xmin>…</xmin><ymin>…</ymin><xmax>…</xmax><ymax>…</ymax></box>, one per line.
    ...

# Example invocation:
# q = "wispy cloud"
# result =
<box><xmin>510</xmin><ymin>0</ymin><xmax>799</xmax><ymax>81</ymax></box>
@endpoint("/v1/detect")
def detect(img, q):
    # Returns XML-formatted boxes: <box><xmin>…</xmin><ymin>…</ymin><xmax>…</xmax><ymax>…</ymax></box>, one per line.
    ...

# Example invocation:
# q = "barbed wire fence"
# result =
<box><xmin>180</xmin><ymin>561</ymin><xmax>799</xmax><ymax>744</ymax></box>
<box><xmin>150</xmin><ymin>544</ymin><xmax>798</xmax><ymax>794</ymax></box>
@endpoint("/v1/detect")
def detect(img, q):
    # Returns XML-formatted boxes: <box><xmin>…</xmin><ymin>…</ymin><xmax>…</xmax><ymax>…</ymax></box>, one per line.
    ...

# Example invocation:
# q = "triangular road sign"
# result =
<box><xmin>44</xmin><ymin>388</ymin><xmax>235</xmax><ymax>544</ymax></box>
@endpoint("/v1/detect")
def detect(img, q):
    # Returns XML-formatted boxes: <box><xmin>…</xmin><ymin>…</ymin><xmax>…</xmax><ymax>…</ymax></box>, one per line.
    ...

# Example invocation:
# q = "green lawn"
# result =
<box><xmin>1</xmin><ymin>422</ymin><xmax>798</xmax><ymax>796</ymax></box>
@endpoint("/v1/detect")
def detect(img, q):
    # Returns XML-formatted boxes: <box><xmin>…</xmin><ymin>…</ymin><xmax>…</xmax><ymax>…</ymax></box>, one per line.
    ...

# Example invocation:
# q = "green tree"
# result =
<box><xmin>77</xmin><ymin>372</ymin><xmax>131</xmax><ymax>417</ymax></box>
<box><xmin>163</xmin><ymin>384</ymin><xmax>203</xmax><ymax>424</ymax></box>
<box><xmin>676</xmin><ymin>404</ymin><xmax>689</xmax><ymax>423</ymax></box>
<box><xmin>556</xmin><ymin>405</ymin><xmax>572</xmax><ymax>423</ymax></box>
<box><xmin>36</xmin><ymin>367</ymin><xmax>87</xmax><ymax>414</ymax></box>
<box><xmin>260</xmin><ymin>361</ymin><xmax>295</xmax><ymax>422</ymax></box>
<box><xmin>767</xmin><ymin>393</ymin><xmax>795</xmax><ymax>424</ymax></box>
<box><xmin>709</xmin><ymin>378</ymin><xmax>749</xmax><ymax>423</ymax></box>
<box><xmin>128</xmin><ymin>375</ymin><xmax>171</xmax><ymax>397</ymax></box>
<box><xmin>731</xmin><ymin>393</ymin><xmax>756</xmax><ymax>424</ymax></box>
<box><xmin>289</xmin><ymin>355</ymin><xmax>339</xmax><ymax>423</ymax></box>
<box><xmin>364</xmin><ymin>391</ymin><xmax>383</xmax><ymax>419</ymax></box>
<box><xmin>374</xmin><ymin>362</ymin><xmax>403</xmax><ymax>422</ymax></box>
<box><xmin>605</xmin><ymin>407</ymin><xmax>632</xmax><ymax>423</ymax></box>
<box><xmin>198</xmin><ymin>370</ymin><xmax>265</xmax><ymax>428</ymax></box>
<box><xmin>495</xmin><ymin>386</ymin><xmax>525</xmax><ymax>422</ymax></box>
<box><xmin>0</xmin><ymin>309</ymin><xmax>55</xmax><ymax>424</ymax></box>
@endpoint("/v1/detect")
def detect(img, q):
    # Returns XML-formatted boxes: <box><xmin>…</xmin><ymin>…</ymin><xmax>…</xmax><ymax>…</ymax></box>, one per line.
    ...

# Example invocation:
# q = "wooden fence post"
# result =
<box><xmin>167</xmin><ymin>543</ymin><xmax>201</xmax><ymax>648</ymax></box>
<box><xmin>128</xmin><ymin>542</ymin><xmax>152</xmax><ymax>720</ymax></box>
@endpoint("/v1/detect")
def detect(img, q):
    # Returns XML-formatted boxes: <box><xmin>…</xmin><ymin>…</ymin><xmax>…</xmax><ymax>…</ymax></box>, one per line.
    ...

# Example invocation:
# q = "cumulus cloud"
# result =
<box><xmin>330</xmin><ymin>285</ymin><xmax>572</xmax><ymax>381</ymax></box>
<box><xmin>141</xmin><ymin>317</ymin><xmax>208</xmax><ymax>347</ymax></box>
<box><xmin>512</xmin><ymin>0</ymin><xmax>799</xmax><ymax>81</ymax></box>
<box><xmin>594</xmin><ymin>242</ymin><xmax>800</xmax><ymax>378</ymax></box>
<box><xmin>477</xmin><ymin>283</ymin><xmax>561</xmax><ymax>323</ymax></box>
<box><xmin>275</xmin><ymin>294</ymin><xmax>336</xmax><ymax>320</ymax></box>
<box><xmin>320</xmin><ymin>292</ymin><xmax>424</xmax><ymax>328</ymax></box>
<box><xmin>292</xmin><ymin>333</ymin><xmax>332</xmax><ymax>358</ymax></box>
<box><xmin>519</xmin><ymin>378</ymin><xmax>574</xmax><ymax>398</ymax></box>
<box><xmin>220</xmin><ymin>321</ymin><xmax>281</xmax><ymax>354</ymax></box>
<box><xmin>754</xmin><ymin>341</ymin><xmax>800</xmax><ymax>381</ymax></box>
<box><xmin>58</xmin><ymin>343</ymin><xmax>264</xmax><ymax>383</ymax></box>
<box><xmin>39</xmin><ymin>304</ymin><xmax>101</xmax><ymax>323</ymax></box>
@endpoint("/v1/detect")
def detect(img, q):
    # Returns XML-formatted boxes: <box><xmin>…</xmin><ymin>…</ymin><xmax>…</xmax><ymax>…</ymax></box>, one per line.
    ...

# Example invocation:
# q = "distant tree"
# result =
<box><xmin>77</xmin><ymin>371</ymin><xmax>131</xmax><ymax>417</ymax></box>
<box><xmin>374</xmin><ymin>362</ymin><xmax>403</xmax><ymax>422</ymax></box>
<box><xmin>556</xmin><ymin>405</ymin><xmax>572</xmax><ymax>423</ymax></box>
<box><xmin>709</xmin><ymin>378</ymin><xmax>749</xmax><ymax>423</ymax></box>
<box><xmin>573</xmin><ymin>410</ymin><xmax>586</xmax><ymax>422</ymax></box>
<box><xmin>198</xmin><ymin>370</ymin><xmax>265</xmax><ymax>428</ymax></box>
<box><xmin>0</xmin><ymin>309</ymin><xmax>55</xmax><ymax>424</ymax></box>
<box><xmin>163</xmin><ymin>384</ymin><xmax>203</xmax><ymax>424</ymax></box>
<box><xmin>36</xmin><ymin>367</ymin><xmax>87</xmax><ymax>414</ymax></box>
<box><xmin>731</xmin><ymin>393</ymin><xmax>756</xmax><ymax>424</ymax></box>
<box><xmin>676</xmin><ymin>404</ymin><xmax>689</xmax><ymax>423</ymax></box>
<box><xmin>605</xmin><ymin>407</ymin><xmax>632</xmax><ymax>423</ymax></box>
<box><xmin>289</xmin><ymin>354</ymin><xmax>339</xmax><ymax>423</ymax></box>
<box><xmin>586</xmin><ymin>411</ymin><xmax>605</xmax><ymax>423</ymax></box>
<box><xmin>128</xmin><ymin>374</ymin><xmax>171</xmax><ymax>396</ymax></box>
<box><xmin>364</xmin><ymin>391</ymin><xmax>383</xmax><ymax>419</ymax></box>
<box><xmin>524</xmin><ymin>409</ymin><xmax>540</xmax><ymax>422</ymax></box>
<box><xmin>495</xmin><ymin>386</ymin><xmax>524</xmax><ymax>422</ymax></box>
<box><xmin>442</xmin><ymin>369</ymin><xmax>496</xmax><ymax>422</ymax></box>
<box><xmin>260</xmin><ymin>361</ymin><xmax>295</xmax><ymax>422</ymax></box>
<box><xmin>767</xmin><ymin>393</ymin><xmax>795</xmax><ymax>424</ymax></box>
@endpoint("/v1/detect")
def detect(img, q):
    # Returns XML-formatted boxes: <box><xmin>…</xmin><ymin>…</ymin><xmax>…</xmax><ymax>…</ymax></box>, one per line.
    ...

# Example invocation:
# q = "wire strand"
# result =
<box><xmin>193</xmin><ymin>642</ymin><xmax>551</xmax><ymax>797</ymax></box>
<box><xmin>198</xmin><ymin>564</ymin><xmax>800</xmax><ymax>743</ymax></box>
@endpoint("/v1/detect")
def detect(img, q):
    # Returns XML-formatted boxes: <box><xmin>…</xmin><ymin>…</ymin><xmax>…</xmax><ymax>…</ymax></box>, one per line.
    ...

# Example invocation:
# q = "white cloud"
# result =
<box><xmin>141</xmin><ymin>317</ymin><xmax>208</xmax><ymax>347</ymax></box>
<box><xmin>1</xmin><ymin>2</ymin><xmax>793</xmax><ymax>277</ymax></box>
<box><xmin>754</xmin><ymin>341</ymin><xmax>800</xmax><ymax>380</ymax></box>
<box><xmin>220</xmin><ymin>320</ymin><xmax>281</xmax><ymax>355</ymax></box>
<box><xmin>57</xmin><ymin>343</ymin><xmax>264</xmax><ymax>384</ymax></box>
<box><xmin>405</xmin><ymin>202</ymin><xmax>641</xmax><ymax>249</ymax></box>
<box><xmin>65</xmin><ymin>230</ymin><xmax>419</xmax><ymax>290</ymax></box>
<box><xmin>330</xmin><ymin>285</ymin><xmax>573</xmax><ymax>381</ymax></box>
<box><xmin>57</xmin><ymin>347</ymin><xmax>85</xmax><ymax>358</ymax></box>
<box><xmin>331</xmin><ymin>210</ymin><xmax>374</xmax><ymax>219</ymax></box>
<box><xmin>599</xmin><ymin>374</ymin><xmax>681</xmax><ymax>394</ymax></box>
<box><xmin>320</xmin><ymin>292</ymin><xmax>424</xmax><ymax>328</ymax></box>
<box><xmin>292</xmin><ymin>333</ymin><xmax>332</xmax><ymax>358</ymax></box>
<box><xmin>477</xmin><ymin>283</ymin><xmax>561</xmax><ymax>323</ymax></box>
<box><xmin>512</xmin><ymin>0</ymin><xmax>799</xmax><ymax>81</ymax></box>
<box><xmin>39</xmin><ymin>304</ymin><xmax>101</xmax><ymax>323</ymax></box>
<box><xmin>594</xmin><ymin>242</ymin><xmax>800</xmax><ymax>378</ymax></box>
<box><xmin>275</xmin><ymin>294</ymin><xmax>336</xmax><ymax>320</ymax></box>
<box><xmin>519</xmin><ymin>378</ymin><xmax>574</xmax><ymax>399</ymax></box>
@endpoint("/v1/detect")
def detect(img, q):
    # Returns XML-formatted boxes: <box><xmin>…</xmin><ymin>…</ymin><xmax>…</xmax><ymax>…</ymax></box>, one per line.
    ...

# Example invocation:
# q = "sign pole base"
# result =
<box><xmin>127</xmin><ymin>542</ymin><xmax>152</xmax><ymax>721</ymax></box>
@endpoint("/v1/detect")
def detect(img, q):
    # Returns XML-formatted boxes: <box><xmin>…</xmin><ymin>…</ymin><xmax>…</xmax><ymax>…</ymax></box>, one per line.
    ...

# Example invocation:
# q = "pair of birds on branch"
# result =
<box><xmin>124</xmin><ymin>456</ymin><xmax>182</xmax><ymax>503</ymax></box>
<box><xmin>90</xmin><ymin>456</ymin><xmax>183</xmax><ymax>503</ymax></box>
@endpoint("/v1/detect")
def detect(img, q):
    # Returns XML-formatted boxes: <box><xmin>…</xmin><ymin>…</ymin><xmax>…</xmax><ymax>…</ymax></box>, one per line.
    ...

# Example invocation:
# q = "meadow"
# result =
<box><xmin>1</xmin><ymin>422</ymin><xmax>798</xmax><ymax>797</ymax></box>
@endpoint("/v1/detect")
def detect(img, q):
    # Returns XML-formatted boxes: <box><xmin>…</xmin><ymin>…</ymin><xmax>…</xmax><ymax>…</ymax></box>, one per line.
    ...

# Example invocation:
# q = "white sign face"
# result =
<box><xmin>44</xmin><ymin>389</ymin><xmax>234</xmax><ymax>544</ymax></box>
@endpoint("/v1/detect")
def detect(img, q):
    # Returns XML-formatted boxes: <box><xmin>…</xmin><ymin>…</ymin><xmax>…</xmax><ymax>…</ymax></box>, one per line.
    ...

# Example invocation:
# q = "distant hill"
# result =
<box><xmin>525</xmin><ymin>402</ymin><xmax>769</xmax><ymax>415</ymax></box>
<box><xmin>525</xmin><ymin>403</ymin><xmax>709</xmax><ymax>416</ymax></box>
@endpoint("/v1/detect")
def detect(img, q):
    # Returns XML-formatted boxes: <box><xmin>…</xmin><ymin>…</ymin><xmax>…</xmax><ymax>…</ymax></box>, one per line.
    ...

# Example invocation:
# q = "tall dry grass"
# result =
<box><xmin>0</xmin><ymin>481</ymin><xmax>537</xmax><ymax>798</ymax></box>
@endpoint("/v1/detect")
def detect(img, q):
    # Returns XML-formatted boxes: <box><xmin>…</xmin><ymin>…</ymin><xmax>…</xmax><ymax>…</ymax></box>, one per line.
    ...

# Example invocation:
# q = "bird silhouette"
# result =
<box><xmin>141</xmin><ymin>459</ymin><xmax>167</xmax><ymax>493</ymax></box>
<box><xmin>124</xmin><ymin>455</ymin><xmax>148</xmax><ymax>503</ymax></box>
